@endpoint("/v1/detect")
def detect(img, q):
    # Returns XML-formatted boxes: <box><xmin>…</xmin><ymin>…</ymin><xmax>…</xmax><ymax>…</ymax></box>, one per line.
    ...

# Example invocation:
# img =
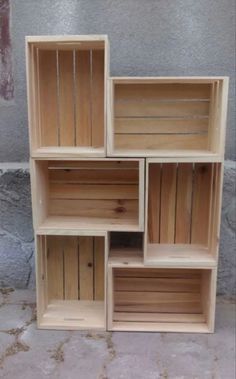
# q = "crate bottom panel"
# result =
<box><xmin>37</xmin><ymin>216</ymin><xmax>141</xmax><ymax>234</ymax></box>
<box><xmin>111</xmin><ymin>321</ymin><xmax>210</xmax><ymax>333</ymax></box>
<box><xmin>146</xmin><ymin>244</ymin><xmax>216</xmax><ymax>267</ymax></box>
<box><xmin>32</xmin><ymin>147</ymin><xmax>106</xmax><ymax>159</ymax></box>
<box><xmin>39</xmin><ymin>300</ymin><xmax>105</xmax><ymax>330</ymax></box>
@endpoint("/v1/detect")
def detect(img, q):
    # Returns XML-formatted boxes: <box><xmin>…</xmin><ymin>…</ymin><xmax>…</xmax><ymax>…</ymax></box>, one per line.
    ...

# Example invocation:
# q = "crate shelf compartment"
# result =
<box><xmin>145</xmin><ymin>160</ymin><xmax>222</xmax><ymax>267</ymax></box>
<box><xmin>108</xmin><ymin>266</ymin><xmax>216</xmax><ymax>332</ymax></box>
<box><xmin>32</xmin><ymin>159</ymin><xmax>144</xmax><ymax>233</ymax></box>
<box><xmin>36</xmin><ymin>233</ymin><xmax>107</xmax><ymax>330</ymax></box>
<box><xmin>108</xmin><ymin>231</ymin><xmax>144</xmax><ymax>266</ymax></box>
<box><xmin>26</xmin><ymin>35</ymin><xmax>109</xmax><ymax>157</ymax></box>
<box><xmin>107</xmin><ymin>77</ymin><xmax>228</xmax><ymax>158</ymax></box>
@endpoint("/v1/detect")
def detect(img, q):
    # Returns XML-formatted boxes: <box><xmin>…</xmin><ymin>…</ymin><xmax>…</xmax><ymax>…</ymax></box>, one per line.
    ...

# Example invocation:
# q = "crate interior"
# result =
<box><xmin>109</xmin><ymin>232</ymin><xmax>144</xmax><ymax>265</ymax></box>
<box><xmin>113</xmin><ymin>81</ymin><xmax>222</xmax><ymax>154</ymax></box>
<box><xmin>35</xmin><ymin>160</ymin><xmax>140</xmax><ymax>231</ymax></box>
<box><xmin>147</xmin><ymin>162</ymin><xmax>221</xmax><ymax>264</ymax></box>
<box><xmin>37</xmin><ymin>235</ymin><xmax>105</xmax><ymax>329</ymax></box>
<box><xmin>30</xmin><ymin>40</ymin><xmax>105</xmax><ymax>153</ymax></box>
<box><xmin>111</xmin><ymin>267</ymin><xmax>213</xmax><ymax>332</ymax></box>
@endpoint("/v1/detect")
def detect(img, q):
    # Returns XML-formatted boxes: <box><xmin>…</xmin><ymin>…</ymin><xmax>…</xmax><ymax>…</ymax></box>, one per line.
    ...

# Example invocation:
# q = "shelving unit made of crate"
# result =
<box><xmin>107</xmin><ymin>264</ymin><xmax>217</xmax><ymax>333</ymax></box>
<box><xmin>144</xmin><ymin>158</ymin><xmax>223</xmax><ymax>268</ymax></box>
<box><xmin>36</xmin><ymin>231</ymin><xmax>108</xmax><ymax>330</ymax></box>
<box><xmin>26</xmin><ymin>35</ymin><xmax>109</xmax><ymax>158</ymax></box>
<box><xmin>30</xmin><ymin>158</ymin><xmax>145</xmax><ymax>234</ymax></box>
<box><xmin>107</xmin><ymin>77</ymin><xmax>228</xmax><ymax>159</ymax></box>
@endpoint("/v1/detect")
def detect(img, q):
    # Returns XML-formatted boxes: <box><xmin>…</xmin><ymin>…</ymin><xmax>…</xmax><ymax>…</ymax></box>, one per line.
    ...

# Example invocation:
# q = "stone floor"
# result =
<box><xmin>0</xmin><ymin>289</ymin><xmax>235</xmax><ymax>379</ymax></box>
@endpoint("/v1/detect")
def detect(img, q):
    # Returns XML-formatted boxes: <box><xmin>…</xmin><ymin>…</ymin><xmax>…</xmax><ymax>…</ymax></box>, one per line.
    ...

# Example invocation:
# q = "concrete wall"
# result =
<box><xmin>0</xmin><ymin>0</ymin><xmax>235</xmax><ymax>295</ymax></box>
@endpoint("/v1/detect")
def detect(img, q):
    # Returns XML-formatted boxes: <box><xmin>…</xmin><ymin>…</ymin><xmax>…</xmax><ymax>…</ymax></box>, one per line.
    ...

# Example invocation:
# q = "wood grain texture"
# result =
<box><xmin>38</xmin><ymin>50</ymin><xmax>58</xmax><ymax>146</ymax></box>
<box><xmin>91</xmin><ymin>50</ymin><xmax>104</xmax><ymax>147</ymax></box>
<box><xmin>175</xmin><ymin>163</ymin><xmax>193</xmax><ymax>243</ymax></box>
<box><xmin>76</xmin><ymin>50</ymin><xmax>91</xmax><ymax>146</ymax></box>
<box><xmin>79</xmin><ymin>236</ymin><xmax>94</xmax><ymax>300</ymax></box>
<box><xmin>58</xmin><ymin>51</ymin><xmax>75</xmax><ymax>146</ymax></box>
<box><xmin>160</xmin><ymin>164</ymin><xmax>177</xmax><ymax>243</ymax></box>
<box><xmin>148</xmin><ymin>164</ymin><xmax>161</xmax><ymax>243</ymax></box>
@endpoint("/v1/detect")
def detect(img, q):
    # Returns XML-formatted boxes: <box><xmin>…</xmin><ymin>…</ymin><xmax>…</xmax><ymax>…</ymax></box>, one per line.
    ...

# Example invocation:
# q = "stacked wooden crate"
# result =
<box><xmin>26</xmin><ymin>35</ymin><xmax>228</xmax><ymax>332</ymax></box>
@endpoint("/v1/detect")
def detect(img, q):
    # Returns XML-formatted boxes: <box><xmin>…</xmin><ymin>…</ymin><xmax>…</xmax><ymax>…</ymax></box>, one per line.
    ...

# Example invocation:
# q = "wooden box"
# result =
<box><xmin>26</xmin><ymin>36</ymin><xmax>109</xmax><ymax>158</ymax></box>
<box><xmin>107</xmin><ymin>77</ymin><xmax>228</xmax><ymax>158</ymax></box>
<box><xmin>145</xmin><ymin>159</ymin><xmax>223</xmax><ymax>267</ymax></box>
<box><xmin>108</xmin><ymin>265</ymin><xmax>217</xmax><ymax>333</ymax></box>
<box><xmin>31</xmin><ymin>159</ymin><xmax>145</xmax><ymax>233</ymax></box>
<box><xmin>36</xmin><ymin>232</ymin><xmax>107</xmax><ymax>330</ymax></box>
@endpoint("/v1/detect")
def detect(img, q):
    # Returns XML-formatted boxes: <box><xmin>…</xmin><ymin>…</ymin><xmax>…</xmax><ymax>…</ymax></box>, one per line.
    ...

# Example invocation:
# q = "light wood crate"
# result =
<box><xmin>107</xmin><ymin>265</ymin><xmax>217</xmax><ymax>333</ymax></box>
<box><xmin>26</xmin><ymin>35</ymin><xmax>229</xmax><ymax>333</ymax></box>
<box><xmin>107</xmin><ymin>77</ymin><xmax>228</xmax><ymax>158</ymax></box>
<box><xmin>26</xmin><ymin>35</ymin><xmax>109</xmax><ymax>158</ymax></box>
<box><xmin>36</xmin><ymin>232</ymin><xmax>107</xmax><ymax>330</ymax></box>
<box><xmin>31</xmin><ymin>158</ymin><xmax>145</xmax><ymax>233</ymax></box>
<box><xmin>144</xmin><ymin>158</ymin><xmax>223</xmax><ymax>267</ymax></box>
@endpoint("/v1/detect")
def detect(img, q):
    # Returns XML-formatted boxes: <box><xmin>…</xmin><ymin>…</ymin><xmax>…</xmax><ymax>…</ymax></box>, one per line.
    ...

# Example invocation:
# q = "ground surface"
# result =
<box><xmin>0</xmin><ymin>289</ymin><xmax>235</xmax><ymax>379</ymax></box>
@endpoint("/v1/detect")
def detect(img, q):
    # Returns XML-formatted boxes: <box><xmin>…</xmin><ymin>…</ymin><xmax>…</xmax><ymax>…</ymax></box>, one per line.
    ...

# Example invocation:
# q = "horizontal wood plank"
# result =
<box><xmin>115</xmin><ymin>101</ymin><xmax>209</xmax><ymax>118</ymax></box>
<box><xmin>115</xmin><ymin>118</ymin><xmax>208</xmax><ymax>134</ymax></box>
<box><xmin>50</xmin><ymin>183</ymin><xmax>139</xmax><ymax>200</ymax></box>
<box><xmin>115</xmin><ymin>134</ymin><xmax>208</xmax><ymax>150</ymax></box>
<box><xmin>49</xmin><ymin>199</ymin><xmax>138</xmax><ymax>219</ymax></box>
<box><xmin>114</xmin><ymin>277</ymin><xmax>200</xmax><ymax>293</ymax></box>
<box><xmin>115</xmin><ymin>83</ymin><xmax>211</xmax><ymax>101</ymax></box>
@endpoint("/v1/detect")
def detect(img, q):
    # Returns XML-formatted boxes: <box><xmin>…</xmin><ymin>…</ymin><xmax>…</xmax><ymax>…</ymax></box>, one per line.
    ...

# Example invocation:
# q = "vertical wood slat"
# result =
<box><xmin>191</xmin><ymin>163</ymin><xmax>212</xmax><ymax>245</ymax></box>
<box><xmin>38</xmin><ymin>50</ymin><xmax>58</xmax><ymax>146</ymax></box>
<box><xmin>94</xmin><ymin>237</ymin><xmax>105</xmax><ymax>300</ymax></box>
<box><xmin>47</xmin><ymin>236</ymin><xmax>64</xmax><ymax>300</ymax></box>
<box><xmin>79</xmin><ymin>236</ymin><xmax>94</xmax><ymax>300</ymax></box>
<box><xmin>91</xmin><ymin>50</ymin><xmax>104</xmax><ymax>148</ymax></box>
<box><xmin>175</xmin><ymin>163</ymin><xmax>193</xmax><ymax>243</ymax></box>
<box><xmin>160</xmin><ymin>164</ymin><xmax>177</xmax><ymax>243</ymax></box>
<box><xmin>63</xmin><ymin>236</ymin><xmax>79</xmax><ymax>300</ymax></box>
<box><xmin>58</xmin><ymin>51</ymin><xmax>75</xmax><ymax>146</ymax></box>
<box><xmin>148</xmin><ymin>164</ymin><xmax>161</xmax><ymax>243</ymax></box>
<box><xmin>76</xmin><ymin>50</ymin><xmax>92</xmax><ymax>147</ymax></box>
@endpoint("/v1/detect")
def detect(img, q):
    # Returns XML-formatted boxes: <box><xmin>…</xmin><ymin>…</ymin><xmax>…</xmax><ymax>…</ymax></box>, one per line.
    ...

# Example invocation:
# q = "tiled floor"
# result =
<box><xmin>0</xmin><ymin>289</ymin><xmax>235</xmax><ymax>379</ymax></box>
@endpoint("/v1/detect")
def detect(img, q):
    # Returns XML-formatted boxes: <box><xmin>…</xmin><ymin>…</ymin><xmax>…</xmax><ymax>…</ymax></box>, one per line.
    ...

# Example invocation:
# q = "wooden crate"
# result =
<box><xmin>107</xmin><ymin>77</ymin><xmax>228</xmax><ymax>158</ymax></box>
<box><xmin>31</xmin><ymin>159</ymin><xmax>145</xmax><ymax>233</ymax></box>
<box><xmin>145</xmin><ymin>159</ymin><xmax>223</xmax><ymax>267</ymax></box>
<box><xmin>107</xmin><ymin>265</ymin><xmax>217</xmax><ymax>333</ymax></box>
<box><xmin>36</xmin><ymin>232</ymin><xmax>107</xmax><ymax>330</ymax></box>
<box><xmin>26</xmin><ymin>35</ymin><xmax>109</xmax><ymax>158</ymax></box>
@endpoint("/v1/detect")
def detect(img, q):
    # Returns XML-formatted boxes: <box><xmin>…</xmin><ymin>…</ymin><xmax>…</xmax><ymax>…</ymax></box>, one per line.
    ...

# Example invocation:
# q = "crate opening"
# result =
<box><xmin>111</xmin><ymin>267</ymin><xmax>213</xmax><ymax>332</ymax></box>
<box><xmin>146</xmin><ymin>162</ymin><xmax>221</xmax><ymax>264</ymax></box>
<box><xmin>112</xmin><ymin>80</ymin><xmax>223</xmax><ymax>156</ymax></box>
<box><xmin>35</xmin><ymin>160</ymin><xmax>141</xmax><ymax>231</ymax></box>
<box><xmin>109</xmin><ymin>232</ymin><xmax>143</xmax><ymax>265</ymax></box>
<box><xmin>37</xmin><ymin>235</ymin><xmax>105</xmax><ymax>329</ymax></box>
<box><xmin>29</xmin><ymin>40</ymin><xmax>105</xmax><ymax>154</ymax></box>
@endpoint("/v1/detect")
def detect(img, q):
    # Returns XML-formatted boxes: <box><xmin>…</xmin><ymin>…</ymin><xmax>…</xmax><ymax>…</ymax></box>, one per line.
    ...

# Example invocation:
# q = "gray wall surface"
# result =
<box><xmin>0</xmin><ymin>0</ymin><xmax>235</xmax><ymax>295</ymax></box>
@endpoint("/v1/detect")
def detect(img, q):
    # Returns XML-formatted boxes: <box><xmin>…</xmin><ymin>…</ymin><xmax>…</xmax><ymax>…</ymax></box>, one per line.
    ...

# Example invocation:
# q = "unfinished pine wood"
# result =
<box><xmin>108</xmin><ymin>266</ymin><xmax>214</xmax><ymax>332</ymax></box>
<box><xmin>36</xmin><ymin>234</ymin><xmax>106</xmax><ymax>330</ymax></box>
<box><xmin>38</xmin><ymin>50</ymin><xmax>58</xmax><ymax>146</ymax></box>
<box><xmin>145</xmin><ymin>160</ymin><xmax>223</xmax><ymax>266</ymax></box>
<box><xmin>107</xmin><ymin>77</ymin><xmax>229</xmax><ymax>157</ymax></box>
<box><xmin>63</xmin><ymin>236</ymin><xmax>78</xmax><ymax>300</ymax></box>
<box><xmin>58</xmin><ymin>50</ymin><xmax>75</xmax><ymax>146</ymax></box>
<box><xmin>47</xmin><ymin>236</ymin><xmax>64</xmax><ymax>300</ymax></box>
<box><xmin>26</xmin><ymin>36</ymin><xmax>108</xmax><ymax>157</ymax></box>
<box><xmin>33</xmin><ymin>159</ymin><xmax>144</xmax><ymax>232</ymax></box>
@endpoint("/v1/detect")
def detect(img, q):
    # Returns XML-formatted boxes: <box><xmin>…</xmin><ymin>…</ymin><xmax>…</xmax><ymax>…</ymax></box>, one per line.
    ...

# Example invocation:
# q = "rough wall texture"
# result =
<box><xmin>0</xmin><ymin>162</ymin><xmax>235</xmax><ymax>296</ymax></box>
<box><xmin>0</xmin><ymin>1</ymin><xmax>235</xmax><ymax>295</ymax></box>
